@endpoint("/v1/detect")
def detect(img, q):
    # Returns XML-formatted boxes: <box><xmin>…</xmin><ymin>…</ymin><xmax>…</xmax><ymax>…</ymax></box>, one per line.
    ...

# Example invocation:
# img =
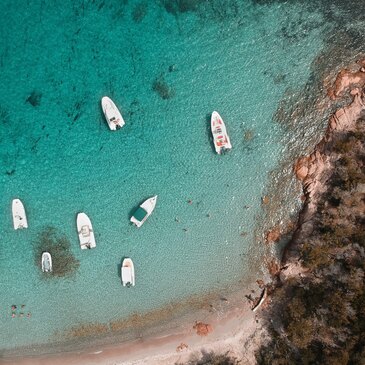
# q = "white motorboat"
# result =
<box><xmin>12</xmin><ymin>199</ymin><xmax>28</xmax><ymax>230</ymax></box>
<box><xmin>211</xmin><ymin>111</ymin><xmax>232</xmax><ymax>154</ymax></box>
<box><xmin>130</xmin><ymin>196</ymin><xmax>157</xmax><ymax>227</ymax></box>
<box><xmin>121</xmin><ymin>258</ymin><xmax>135</xmax><ymax>287</ymax></box>
<box><xmin>42</xmin><ymin>252</ymin><xmax>53</xmax><ymax>273</ymax></box>
<box><xmin>101</xmin><ymin>96</ymin><xmax>125</xmax><ymax>130</ymax></box>
<box><xmin>77</xmin><ymin>212</ymin><xmax>96</xmax><ymax>249</ymax></box>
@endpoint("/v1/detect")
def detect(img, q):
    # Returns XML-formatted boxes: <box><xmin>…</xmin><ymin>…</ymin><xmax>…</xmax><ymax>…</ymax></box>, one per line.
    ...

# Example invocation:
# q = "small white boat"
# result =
<box><xmin>42</xmin><ymin>252</ymin><xmax>53</xmax><ymax>273</ymax></box>
<box><xmin>121</xmin><ymin>258</ymin><xmax>135</xmax><ymax>287</ymax></box>
<box><xmin>211</xmin><ymin>111</ymin><xmax>232</xmax><ymax>154</ymax></box>
<box><xmin>101</xmin><ymin>96</ymin><xmax>125</xmax><ymax>130</ymax></box>
<box><xmin>12</xmin><ymin>199</ymin><xmax>28</xmax><ymax>230</ymax></box>
<box><xmin>130</xmin><ymin>196</ymin><xmax>157</xmax><ymax>228</ymax></box>
<box><xmin>77</xmin><ymin>213</ymin><xmax>96</xmax><ymax>249</ymax></box>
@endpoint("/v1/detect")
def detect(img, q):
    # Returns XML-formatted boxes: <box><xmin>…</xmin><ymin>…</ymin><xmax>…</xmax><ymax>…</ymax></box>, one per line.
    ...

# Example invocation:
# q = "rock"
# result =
<box><xmin>26</xmin><ymin>90</ymin><xmax>42</xmax><ymax>107</ymax></box>
<box><xmin>176</xmin><ymin>342</ymin><xmax>188</xmax><ymax>352</ymax></box>
<box><xmin>266</xmin><ymin>259</ymin><xmax>281</xmax><ymax>277</ymax></box>
<box><xmin>296</xmin><ymin>165</ymin><xmax>308</xmax><ymax>180</ymax></box>
<box><xmin>294</xmin><ymin>157</ymin><xmax>310</xmax><ymax>180</ymax></box>
<box><xmin>256</xmin><ymin>279</ymin><xmax>265</xmax><ymax>288</ymax></box>
<box><xmin>193</xmin><ymin>321</ymin><xmax>213</xmax><ymax>336</ymax></box>
<box><xmin>265</xmin><ymin>227</ymin><xmax>281</xmax><ymax>243</ymax></box>
<box><xmin>328</xmin><ymin>67</ymin><xmax>365</xmax><ymax>99</ymax></box>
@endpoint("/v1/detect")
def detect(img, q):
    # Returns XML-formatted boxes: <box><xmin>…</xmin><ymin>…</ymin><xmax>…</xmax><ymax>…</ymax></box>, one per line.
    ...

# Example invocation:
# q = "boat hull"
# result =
<box><xmin>130</xmin><ymin>196</ymin><xmax>158</xmax><ymax>227</ymax></box>
<box><xmin>12</xmin><ymin>199</ymin><xmax>28</xmax><ymax>230</ymax></box>
<box><xmin>101</xmin><ymin>96</ymin><xmax>125</xmax><ymax>131</ymax></box>
<box><xmin>42</xmin><ymin>252</ymin><xmax>53</xmax><ymax>273</ymax></box>
<box><xmin>211</xmin><ymin>111</ymin><xmax>232</xmax><ymax>154</ymax></box>
<box><xmin>77</xmin><ymin>213</ymin><xmax>96</xmax><ymax>249</ymax></box>
<box><xmin>121</xmin><ymin>258</ymin><xmax>135</xmax><ymax>287</ymax></box>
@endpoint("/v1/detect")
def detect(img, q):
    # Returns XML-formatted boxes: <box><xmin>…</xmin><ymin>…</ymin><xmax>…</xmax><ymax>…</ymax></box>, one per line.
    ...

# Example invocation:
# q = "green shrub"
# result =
<box><xmin>301</xmin><ymin>242</ymin><xmax>333</xmax><ymax>269</ymax></box>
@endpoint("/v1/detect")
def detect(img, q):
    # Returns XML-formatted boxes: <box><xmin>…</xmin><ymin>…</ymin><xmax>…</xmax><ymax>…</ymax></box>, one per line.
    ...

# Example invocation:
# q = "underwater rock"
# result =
<box><xmin>162</xmin><ymin>0</ymin><xmax>205</xmax><ymax>15</ymax></box>
<box><xmin>265</xmin><ymin>226</ymin><xmax>281</xmax><ymax>243</ymax></box>
<box><xmin>132</xmin><ymin>2</ymin><xmax>147</xmax><ymax>23</ymax></box>
<box><xmin>26</xmin><ymin>90</ymin><xmax>42</xmax><ymax>107</ymax></box>
<box><xmin>5</xmin><ymin>169</ymin><xmax>15</xmax><ymax>176</ymax></box>
<box><xmin>34</xmin><ymin>226</ymin><xmax>79</xmax><ymax>277</ymax></box>
<box><xmin>244</xmin><ymin>129</ymin><xmax>254</xmax><ymax>141</ymax></box>
<box><xmin>168</xmin><ymin>64</ymin><xmax>176</xmax><ymax>72</ymax></box>
<box><xmin>152</xmin><ymin>75</ymin><xmax>175</xmax><ymax>100</ymax></box>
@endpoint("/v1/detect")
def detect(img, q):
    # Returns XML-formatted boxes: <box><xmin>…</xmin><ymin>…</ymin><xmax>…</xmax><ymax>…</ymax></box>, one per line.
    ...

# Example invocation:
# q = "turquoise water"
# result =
<box><xmin>0</xmin><ymin>0</ymin><xmax>349</xmax><ymax>353</ymax></box>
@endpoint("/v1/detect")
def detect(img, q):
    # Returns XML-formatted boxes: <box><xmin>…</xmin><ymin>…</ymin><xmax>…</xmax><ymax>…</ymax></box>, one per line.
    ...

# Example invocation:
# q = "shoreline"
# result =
<box><xmin>1</xmin><ymin>288</ymin><xmax>264</xmax><ymax>365</ymax></box>
<box><xmin>284</xmin><ymin>58</ymin><xmax>365</xmax><ymax>271</ymax></box>
<box><xmin>255</xmin><ymin>59</ymin><xmax>365</xmax><ymax>363</ymax></box>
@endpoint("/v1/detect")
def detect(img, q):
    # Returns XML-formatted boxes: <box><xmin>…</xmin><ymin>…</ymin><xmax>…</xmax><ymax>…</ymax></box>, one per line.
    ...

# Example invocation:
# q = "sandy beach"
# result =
<box><xmin>1</xmin><ymin>293</ymin><xmax>264</xmax><ymax>365</ymax></box>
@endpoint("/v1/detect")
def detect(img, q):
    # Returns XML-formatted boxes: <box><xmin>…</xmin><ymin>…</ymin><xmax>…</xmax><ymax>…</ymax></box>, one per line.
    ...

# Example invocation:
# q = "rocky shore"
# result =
<box><xmin>284</xmin><ymin>59</ymin><xmax>365</xmax><ymax>276</ymax></box>
<box><xmin>256</xmin><ymin>60</ymin><xmax>365</xmax><ymax>364</ymax></box>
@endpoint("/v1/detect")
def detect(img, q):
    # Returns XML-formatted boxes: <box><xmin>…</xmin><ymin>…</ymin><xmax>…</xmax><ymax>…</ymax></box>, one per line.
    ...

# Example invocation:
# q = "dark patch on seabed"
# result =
<box><xmin>152</xmin><ymin>74</ymin><xmax>175</xmax><ymax>100</ymax></box>
<box><xmin>132</xmin><ymin>2</ymin><xmax>148</xmax><ymax>23</ymax></box>
<box><xmin>160</xmin><ymin>0</ymin><xmax>206</xmax><ymax>15</ymax></box>
<box><xmin>26</xmin><ymin>90</ymin><xmax>42</xmax><ymax>107</ymax></box>
<box><xmin>160</xmin><ymin>0</ymin><xmax>246</xmax><ymax>23</ymax></box>
<box><xmin>34</xmin><ymin>226</ymin><xmax>79</xmax><ymax>278</ymax></box>
<box><xmin>252</xmin><ymin>0</ymin><xmax>365</xmax><ymax>25</ymax></box>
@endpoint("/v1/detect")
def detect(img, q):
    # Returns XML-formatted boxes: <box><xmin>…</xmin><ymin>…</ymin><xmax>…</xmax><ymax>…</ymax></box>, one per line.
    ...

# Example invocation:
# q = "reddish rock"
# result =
<box><xmin>266</xmin><ymin>259</ymin><xmax>281</xmax><ymax>277</ymax></box>
<box><xmin>265</xmin><ymin>226</ymin><xmax>281</xmax><ymax>243</ymax></box>
<box><xmin>256</xmin><ymin>279</ymin><xmax>265</xmax><ymax>288</ymax></box>
<box><xmin>328</xmin><ymin>66</ymin><xmax>365</xmax><ymax>99</ymax></box>
<box><xmin>262</xmin><ymin>195</ymin><xmax>270</xmax><ymax>205</ymax></box>
<box><xmin>294</xmin><ymin>157</ymin><xmax>310</xmax><ymax>180</ymax></box>
<box><xmin>193</xmin><ymin>321</ymin><xmax>213</xmax><ymax>336</ymax></box>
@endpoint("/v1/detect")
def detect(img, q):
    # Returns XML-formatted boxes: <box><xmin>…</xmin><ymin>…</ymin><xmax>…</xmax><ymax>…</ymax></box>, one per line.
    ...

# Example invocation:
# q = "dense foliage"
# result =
<box><xmin>176</xmin><ymin>351</ymin><xmax>240</xmax><ymax>365</ymax></box>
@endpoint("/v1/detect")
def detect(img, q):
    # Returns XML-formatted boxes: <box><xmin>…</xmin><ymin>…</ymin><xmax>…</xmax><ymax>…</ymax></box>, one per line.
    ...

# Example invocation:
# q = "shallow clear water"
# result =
<box><xmin>0</xmin><ymin>0</ymin><xmax>354</xmax><ymax>352</ymax></box>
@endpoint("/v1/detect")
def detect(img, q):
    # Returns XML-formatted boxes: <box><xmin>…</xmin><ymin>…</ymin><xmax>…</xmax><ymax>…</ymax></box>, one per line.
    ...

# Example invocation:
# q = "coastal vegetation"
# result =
<box><xmin>177</xmin><ymin>351</ymin><xmax>239</xmax><ymax>365</ymax></box>
<box><xmin>255</xmin><ymin>72</ymin><xmax>365</xmax><ymax>363</ymax></box>
<box><xmin>34</xmin><ymin>226</ymin><xmax>80</xmax><ymax>277</ymax></box>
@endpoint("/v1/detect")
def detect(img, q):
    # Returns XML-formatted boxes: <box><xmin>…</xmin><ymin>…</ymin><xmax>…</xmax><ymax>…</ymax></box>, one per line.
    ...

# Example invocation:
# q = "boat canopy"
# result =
<box><xmin>133</xmin><ymin>207</ymin><xmax>147</xmax><ymax>222</ymax></box>
<box><xmin>122</xmin><ymin>267</ymin><xmax>132</xmax><ymax>282</ymax></box>
<box><xmin>44</xmin><ymin>260</ymin><xmax>51</xmax><ymax>271</ymax></box>
<box><xmin>81</xmin><ymin>225</ymin><xmax>90</xmax><ymax>237</ymax></box>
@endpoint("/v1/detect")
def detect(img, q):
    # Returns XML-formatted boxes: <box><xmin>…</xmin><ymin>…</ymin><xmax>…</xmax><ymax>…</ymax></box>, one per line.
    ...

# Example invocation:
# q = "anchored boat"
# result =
<box><xmin>211</xmin><ymin>111</ymin><xmax>232</xmax><ymax>154</ymax></box>
<box><xmin>121</xmin><ymin>258</ymin><xmax>135</xmax><ymax>287</ymax></box>
<box><xmin>42</xmin><ymin>252</ymin><xmax>53</xmax><ymax>273</ymax></box>
<box><xmin>12</xmin><ymin>199</ymin><xmax>28</xmax><ymax>230</ymax></box>
<box><xmin>77</xmin><ymin>213</ymin><xmax>96</xmax><ymax>249</ymax></box>
<box><xmin>101</xmin><ymin>96</ymin><xmax>125</xmax><ymax>130</ymax></box>
<box><xmin>130</xmin><ymin>196</ymin><xmax>157</xmax><ymax>227</ymax></box>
